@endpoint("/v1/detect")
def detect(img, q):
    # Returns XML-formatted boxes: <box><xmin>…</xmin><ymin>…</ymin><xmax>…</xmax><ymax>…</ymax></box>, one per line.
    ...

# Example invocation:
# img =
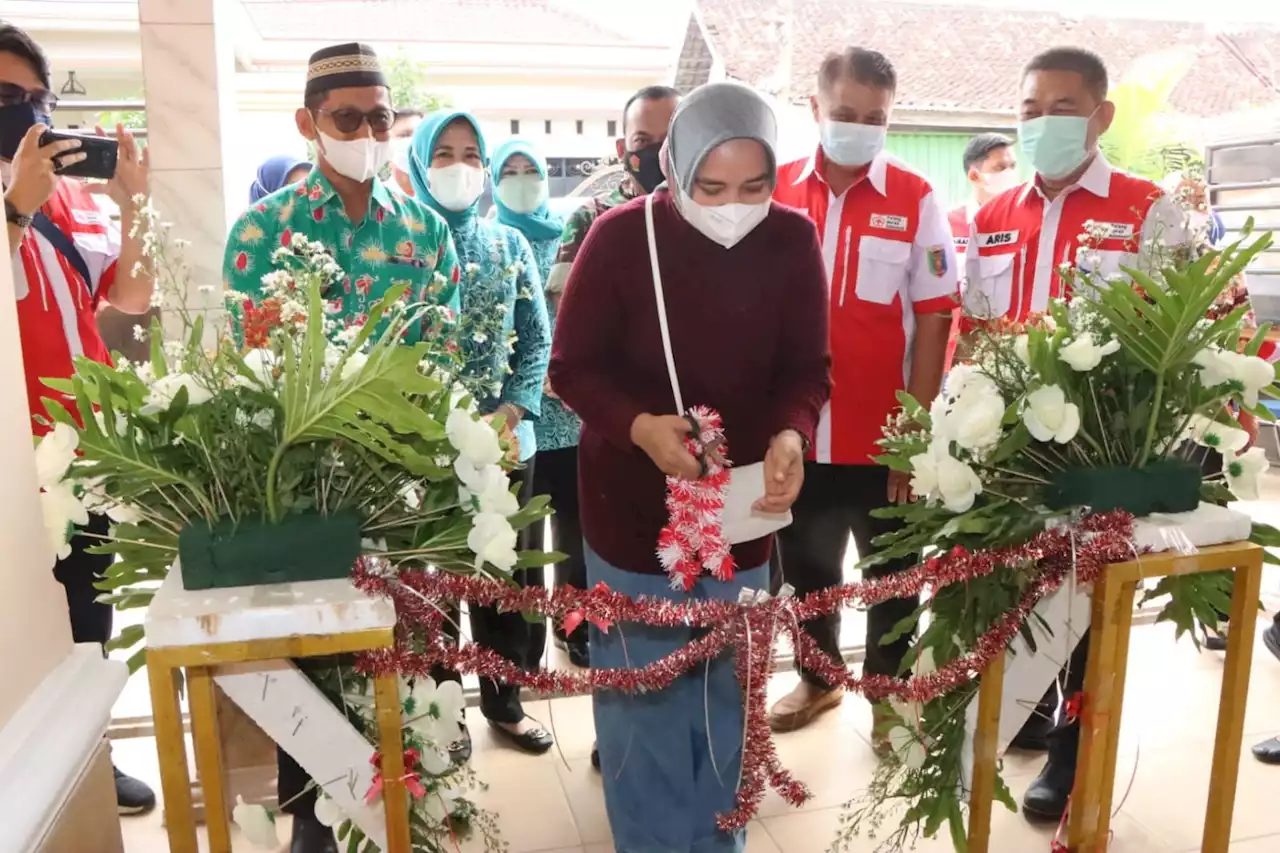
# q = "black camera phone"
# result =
<box><xmin>38</xmin><ymin>130</ymin><xmax>118</xmax><ymax>180</ymax></box>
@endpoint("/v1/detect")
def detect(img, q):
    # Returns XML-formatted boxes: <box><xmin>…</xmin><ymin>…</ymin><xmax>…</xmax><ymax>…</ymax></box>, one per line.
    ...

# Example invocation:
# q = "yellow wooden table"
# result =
<box><xmin>966</xmin><ymin>541</ymin><xmax>1264</xmax><ymax>853</ymax></box>
<box><xmin>144</xmin><ymin>565</ymin><xmax>412</xmax><ymax>853</ymax></box>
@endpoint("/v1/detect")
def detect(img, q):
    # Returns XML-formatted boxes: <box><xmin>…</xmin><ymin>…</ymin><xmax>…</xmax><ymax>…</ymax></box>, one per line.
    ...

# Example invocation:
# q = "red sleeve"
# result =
<box><xmin>768</xmin><ymin>211</ymin><xmax>832</xmax><ymax>444</ymax></box>
<box><xmin>547</xmin><ymin>211</ymin><xmax>648</xmax><ymax>450</ymax></box>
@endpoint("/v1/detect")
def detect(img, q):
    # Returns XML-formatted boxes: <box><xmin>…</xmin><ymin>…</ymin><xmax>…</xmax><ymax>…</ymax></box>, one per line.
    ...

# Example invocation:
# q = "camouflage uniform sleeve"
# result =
<box><xmin>546</xmin><ymin>201</ymin><xmax>601</xmax><ymax>296</ymax></box>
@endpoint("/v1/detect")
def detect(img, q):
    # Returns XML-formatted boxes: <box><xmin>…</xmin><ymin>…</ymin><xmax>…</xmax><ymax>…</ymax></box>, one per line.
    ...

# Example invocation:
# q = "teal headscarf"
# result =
<box><xmin>490</xmin><ymin>138</ymin><xmax>564</xmax><ymax>243</ymax></box>
<box><xmin>408</xmin><ymin>109</ymin><xmax>488</xmax><ymax>229</ymax></box>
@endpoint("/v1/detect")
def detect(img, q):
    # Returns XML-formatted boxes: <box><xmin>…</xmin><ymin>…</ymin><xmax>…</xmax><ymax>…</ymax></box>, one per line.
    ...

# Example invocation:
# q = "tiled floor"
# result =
<box><xmin>115</xmin><ymin>615</ymin><xmax>1280</xmax><ymax>853</ymax></box>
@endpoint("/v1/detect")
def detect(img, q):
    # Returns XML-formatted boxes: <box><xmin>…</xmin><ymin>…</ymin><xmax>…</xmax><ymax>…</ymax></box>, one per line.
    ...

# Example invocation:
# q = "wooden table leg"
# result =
<box><xmin>147</xmin><ymin>656</ymin><xmax>198</xmax><ymax>853</ymax></box>
<box><xmin>1067</xmin><ymin>569</ymin><xmax>1126</xmax><ymax>852</ymax></box>
<box><xmin>1202</xmin><ymin>554</ymin><xmax>1264</xmax><ymax>853</ymax></box>
<box><xmin>1093</xmin><ymin>581</ymin><xmax>1137</xmax><ymax>847</ymax></box>
<box><xmin>373</xmin><ymin>672</ymin><xmax>411</xmax><ymax>853</ymax></box>
<box><xmin>188</xmin><ymin>666</ymin><xmax>232</xmax><ymax>853</ymax></box>
<box><xmin>967</xmin><ymin>652</ymin><xmax>1007</xmax><ymax>853</ymax></box>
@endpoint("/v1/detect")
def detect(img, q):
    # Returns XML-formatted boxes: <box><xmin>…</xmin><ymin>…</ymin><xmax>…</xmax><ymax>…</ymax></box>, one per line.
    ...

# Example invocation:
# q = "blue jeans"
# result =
<box><xmin>587</xmin><ymin>542</ymin><xmax>767</xmax><ymax>853</ymax></box>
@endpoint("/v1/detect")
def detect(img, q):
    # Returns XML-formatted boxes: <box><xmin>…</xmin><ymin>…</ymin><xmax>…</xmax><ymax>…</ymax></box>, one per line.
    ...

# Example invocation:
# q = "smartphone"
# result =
<box><xmin>39</xmin><ymin>130</ymin><xmax>118</xmax><ymax>180</ymax></box>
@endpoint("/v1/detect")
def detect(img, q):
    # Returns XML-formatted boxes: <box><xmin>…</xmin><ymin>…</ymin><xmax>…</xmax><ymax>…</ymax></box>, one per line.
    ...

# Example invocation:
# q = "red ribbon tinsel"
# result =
<box><xmin>657</xmin><ymin>406</ymin><xmax>735</xmax><ymax>591</ymax></box>
<box><xmin>353</xmin><ymin>510</ymin><xmax>1137</xmax><ymax>830</ymax></box>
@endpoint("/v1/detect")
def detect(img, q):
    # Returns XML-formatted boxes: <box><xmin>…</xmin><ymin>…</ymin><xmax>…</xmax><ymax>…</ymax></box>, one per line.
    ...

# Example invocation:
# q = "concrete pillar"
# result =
<box><xmin>136</xmin><ymin>0</ymin><xmax>277</xmax><ymax>810</ymax></box>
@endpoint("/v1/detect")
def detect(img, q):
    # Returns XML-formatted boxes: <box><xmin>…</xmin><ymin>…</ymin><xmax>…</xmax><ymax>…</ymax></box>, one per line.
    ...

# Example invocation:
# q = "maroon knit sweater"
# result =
<box><xmin>549</xmin><ymin>189</ymin><xmax>832</xmax><ymax>576</ymax></box>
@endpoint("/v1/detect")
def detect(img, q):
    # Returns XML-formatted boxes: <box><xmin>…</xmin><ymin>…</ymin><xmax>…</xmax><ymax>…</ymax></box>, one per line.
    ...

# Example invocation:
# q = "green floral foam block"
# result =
<box><xmin>178</xmin><ymin>510</ymin><xmax>363</xmax><ymax>590</ymax></box>
<box><xmin>1046</xmin><ymin>459</ymin><xmax>1203</xmax><ymax>517</ymax></box>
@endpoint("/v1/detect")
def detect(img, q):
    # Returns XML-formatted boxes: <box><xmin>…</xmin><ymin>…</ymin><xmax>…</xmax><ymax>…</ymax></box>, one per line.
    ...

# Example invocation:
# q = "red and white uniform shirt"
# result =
<box><xmin>944</xmin><ymin>202</ymin><xmax>979</xmax><ymax>371</ymax></box>
<box><xmin>963</xmin><ymin>153</ymin><xmax>1185</xmax><ymax>325</ymax></box>
<box><xmin>775</xmin><ymin>149</ymin><xmax>959</xmax><ymax>466</ymax></box>
<box><xmin>9</xmin><ymin>178</ymin><xmax>121</xmax><ymax>435</ymax></box>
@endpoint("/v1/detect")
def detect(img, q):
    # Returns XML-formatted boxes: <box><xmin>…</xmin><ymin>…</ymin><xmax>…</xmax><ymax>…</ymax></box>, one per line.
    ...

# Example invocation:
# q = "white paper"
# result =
<box><xmin>216</xmin><ymin>662</ymin><xmax>387</xmax><ymax>848</ymax></box>
<box><xmin>722</xmin><ymin>462</ymin><xmax>793</xmax><ymax>545</ymax></box>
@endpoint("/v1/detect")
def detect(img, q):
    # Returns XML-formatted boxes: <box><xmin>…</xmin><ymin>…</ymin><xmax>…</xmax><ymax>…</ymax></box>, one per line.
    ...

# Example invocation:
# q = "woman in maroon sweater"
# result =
<box><xmin>549</xmin><ymin>82</ymin><xmax>830</xmax><ymax>853</ymax></box>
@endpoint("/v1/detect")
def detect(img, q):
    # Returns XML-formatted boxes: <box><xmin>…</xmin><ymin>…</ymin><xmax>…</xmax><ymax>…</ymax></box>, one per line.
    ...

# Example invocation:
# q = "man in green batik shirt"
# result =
<box><xmin>223</xmin><ymin>42</ymin><xmax>459</xmax><ymax>344</ymax></box>
<box><xmin>220</xmin><ymin>42</ymin><xmax>460</xmax><ymax>853</ymax></box>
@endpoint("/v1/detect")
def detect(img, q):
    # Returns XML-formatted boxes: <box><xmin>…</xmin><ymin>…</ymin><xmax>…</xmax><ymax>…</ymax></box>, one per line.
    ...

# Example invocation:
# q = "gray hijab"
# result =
<box><xmin>665</xmin><ymin>81</ymin><xmax>778</xmax><ymax>195</ymax></box>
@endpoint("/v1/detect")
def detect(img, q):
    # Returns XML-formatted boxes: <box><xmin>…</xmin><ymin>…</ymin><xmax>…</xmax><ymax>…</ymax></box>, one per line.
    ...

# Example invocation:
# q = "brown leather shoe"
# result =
<box><xmin>768</xmin><ymin>682</ymin><xmax>845</xmax><ymax>732</ymax></box>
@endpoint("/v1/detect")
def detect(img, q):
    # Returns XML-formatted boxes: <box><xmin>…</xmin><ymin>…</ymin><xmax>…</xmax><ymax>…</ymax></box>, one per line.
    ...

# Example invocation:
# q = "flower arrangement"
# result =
<box><xmin>835</xmin><ymin>219</ymin><xmax>1280</xmax><ymax>851</ymax></box>
<box><xmin>35</xmin><ymin>198</ymin><xmax>552</xmax><ymax>852</ymax></box>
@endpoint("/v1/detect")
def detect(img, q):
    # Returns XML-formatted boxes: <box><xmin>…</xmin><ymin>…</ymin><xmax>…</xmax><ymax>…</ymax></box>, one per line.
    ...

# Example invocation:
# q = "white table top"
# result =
<box><xmin>145</xmin><ymin>562</ymin><xmax>396</xmax><ymax>649</ymax></box>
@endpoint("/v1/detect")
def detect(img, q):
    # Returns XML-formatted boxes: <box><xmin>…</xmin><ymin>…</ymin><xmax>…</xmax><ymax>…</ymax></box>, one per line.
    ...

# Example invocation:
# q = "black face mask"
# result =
<box><xmin>0</xmin><ymin>102</ymin><xmax>51</xmax><ymax>161</ymax></box>
<box><xmin>624</xmin><ymin>143</ymin><xmax>665</xmax><ymax>194</ymax></box>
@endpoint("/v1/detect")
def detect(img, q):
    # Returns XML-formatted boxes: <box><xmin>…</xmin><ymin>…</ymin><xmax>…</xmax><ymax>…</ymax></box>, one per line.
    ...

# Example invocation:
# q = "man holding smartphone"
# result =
<box><xmin>1</xmin><ymin>23</ymin><xmax>156</xmax><ymax>816</ymax></box>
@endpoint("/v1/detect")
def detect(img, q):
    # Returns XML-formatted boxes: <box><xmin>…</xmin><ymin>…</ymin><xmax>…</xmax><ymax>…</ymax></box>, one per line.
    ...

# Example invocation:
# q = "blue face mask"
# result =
<box><xmin>820</xmin><ymin>119</ymin><xmax>886</xmax><ymax>167</ymax></box>
<box><xmin>1019</xmin><ymin>115</ymin><xmax>1092</xmax><ymax>181</ymax></box>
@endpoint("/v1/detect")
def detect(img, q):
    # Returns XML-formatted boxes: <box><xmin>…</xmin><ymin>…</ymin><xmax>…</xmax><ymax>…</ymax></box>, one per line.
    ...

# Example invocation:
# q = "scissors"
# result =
<box><xmin>683</xmin><ymin>411</ymin><xmax>725</xmax><ymax>478</ymax></box>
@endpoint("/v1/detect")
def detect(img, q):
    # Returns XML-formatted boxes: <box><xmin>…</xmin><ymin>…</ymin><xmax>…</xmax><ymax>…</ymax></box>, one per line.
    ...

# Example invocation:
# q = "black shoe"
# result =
<box><xmin>114</xmin><ymin>765</ymin><xmax>156</xmax><ymax>816</ymax></box>
<box><xmin>1204</xmin><ymin>632</ymin><xmax>1228</xmax><ymax>652</ymax></box>
<box><xmin>487</xmin><ymin>717</ymin><xmax>554</xmax><ymax>755</ymax></box>
<box><xmin>448</xmin><ymin>724</ymin><xmax>472</xmax><ymax>764</ymax></box>
<box><xmin>555</xmin><ymin>634</ymin><xmax>591</xmax><ymax>668</ymax></box>
<box><xmin>1264</xmin><ymin>623</ymin><xmax>1280</xmax><ymax>664</ymax></box>
<box><xmin>291</xmin><ymin>813</ymin><xmax>338</xmax><ymax>853</ymax></box>
<box><xmin>1022</xmin><ymin>760</ymin><xmax>1075</xmax><ymax>821</ymax></box>
<box><xmin>1010</xmin><ymin>714</ymin><xmax>1053</xmax><ymax>752</ymax></box>
<box><xmin>1253</xmin><ymin>736</ymin><xmax>1280</xmax><ymax>764</ymax></box>
<box><xmin>591</xmin><ymin>742</ymin><xmax>600</xmax><ymax>771</ymax></box>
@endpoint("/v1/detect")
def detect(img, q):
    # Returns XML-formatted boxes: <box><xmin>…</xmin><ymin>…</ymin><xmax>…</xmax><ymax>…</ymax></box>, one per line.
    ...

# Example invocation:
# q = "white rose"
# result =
<box><xmin>941</xmin><ymin>375</ymin><xmax>1006</xmax><ymax>452</ymax></box>
<box><xmin>339</xmin><ymin>351</ymin><xmax>369</xmax><ymax>381</ymax></box>
<box><xmin>908</xmin><ymin>442</ymin><xmax>983</xmax><ymax>512</ymax></box>
<box><xmin>1013</xmin><ymin>335</ymin><xmax>1031</xmax><ymax>366</ymax></box>
<box><xmin>467</xmin><ymin>511</ymin><xmax>519</xmax><ymax>572</ymax></box>
<box><xmin>1023</xmin><ymin>385</ymin><xmax>1081</xmax><ymax>444</ymax></box>
<box><xmin>34</xmin><ymin>422</ymin><xmax>79</xmax><ymax>487</ymax></box>
<box><xmin>1185</xmin><ymin>414</ymin><xmax>1250</xmax><ymax>454</ymax></box>
<box><xmin>40</xmin><ymin>481</ymin><xmax>88</xmax><ymax>564</ymax></box>
<box><xmin>1058</xmin><ymin>333</ymin><xmax>1120</xmax><ymax>372</ymax></box>
<box><xmin>142</xmin><ymin>372</ymin><xmax>213</xmax><ymax>414</ymax></box>
<box><xmin>1226</xmin><ymin>446</ymin><xmax>1270</xmax><ymax>501</ymax></box>
<box><xmin>313</xmin><ymin>793</ymin><xmax>344</xmax><ymax>828</ymax></box>
<box><xmin>446</xmin><ymin>409</ymin><xmax>503</xmax><ymax>468</ymax></box>
<box><xmin>887</xmin><ymin>725</ymin><xmax>927</xmax><ymax>770</ymax></box>
<box><xmin>232</xmin><ymin>796</ymin><xmax>279</xmax><ymax>849</ymax></box>
<box><xmin>241</xmin><ymin>348</ymin><xmax>278</xmax><ymax>387</ymax></box>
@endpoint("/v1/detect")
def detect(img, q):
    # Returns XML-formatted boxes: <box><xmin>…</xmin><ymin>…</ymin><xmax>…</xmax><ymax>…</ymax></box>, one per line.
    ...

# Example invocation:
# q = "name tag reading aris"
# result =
<box><xmin>978</xmin><ymin>230</ymin><xmax>1019</xmax><ymax>248</ymax></box>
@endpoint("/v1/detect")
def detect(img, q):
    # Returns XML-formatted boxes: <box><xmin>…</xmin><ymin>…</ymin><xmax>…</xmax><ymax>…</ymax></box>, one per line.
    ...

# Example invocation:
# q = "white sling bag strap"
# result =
<box><xmin>643</xmin><ymin>192</ymin><xmax>792</xmax><ymax>545</ymax></box>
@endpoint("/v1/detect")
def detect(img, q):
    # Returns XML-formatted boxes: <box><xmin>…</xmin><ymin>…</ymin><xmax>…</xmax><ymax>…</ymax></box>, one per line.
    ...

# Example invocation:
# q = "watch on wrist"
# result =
<box><xmin>4</xmin><ymin>198</ymin><xmax>33</xmax><ymax>229</ymax></box>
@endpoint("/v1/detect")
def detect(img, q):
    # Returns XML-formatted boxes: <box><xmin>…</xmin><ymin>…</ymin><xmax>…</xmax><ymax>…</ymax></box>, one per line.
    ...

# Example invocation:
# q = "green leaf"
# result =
<box><xmin>106</xmin><ymin>623</ymin><xmax>145</xmax><ymax>653</ymax></box>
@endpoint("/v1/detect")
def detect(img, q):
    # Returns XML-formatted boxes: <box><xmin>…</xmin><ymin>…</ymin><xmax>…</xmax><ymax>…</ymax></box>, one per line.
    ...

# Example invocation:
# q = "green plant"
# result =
<box><xmin>385</xmin><ymin>52</ymin><xmax>449</xmax><ymax>115</ymax></box>
<box><xmin>1099</xmin><ymin>50</ymin><xmax>1202</xmax><ymax>180</ymax></box>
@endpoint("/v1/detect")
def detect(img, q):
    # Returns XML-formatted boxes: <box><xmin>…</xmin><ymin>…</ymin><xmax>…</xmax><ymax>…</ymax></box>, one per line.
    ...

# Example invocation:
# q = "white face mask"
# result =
<box><xmin>820</xmin><ymin>119</ymin><xmax>887</xmax><ymax>167</ymax></box>
<box><xmin>676</xmin><ymin>184</ymin><xmax>770</xmax><ymax>249</ymax></box>
<box><xmin>428</xmin><ymin>163</ymin><xmax>486</xmax><ymax>211</ymax></box>
<box><xmin>317</xmin><ymin>131</ymin><xmax>389</xmax><ymax>183</ymax></box>
<box><xmin>979</xmin><ymin>168</ymin><xmax>1021</xmax><ymax>196</ymax></box>
<box><xmin>496</xmin><ymin>173</ymin><xmax>548</xmax><ymax>214</ymax></box>
<box><xmin>390</xmin><ymin>137</ymin><xmax>412</xmax><ymax>173</ymax></box>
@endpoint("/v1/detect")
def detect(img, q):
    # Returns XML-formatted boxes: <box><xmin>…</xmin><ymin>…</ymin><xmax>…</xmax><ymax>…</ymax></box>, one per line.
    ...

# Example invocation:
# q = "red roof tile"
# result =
<box><xmin>241</xmin><ymin>0</ymin><xmax>633</xmax><ymax>46</ymax></box>
<box><xmin>696</xmin><ymin>0</ymin><xmax>1280</xmax><ymax>117</ymax></box>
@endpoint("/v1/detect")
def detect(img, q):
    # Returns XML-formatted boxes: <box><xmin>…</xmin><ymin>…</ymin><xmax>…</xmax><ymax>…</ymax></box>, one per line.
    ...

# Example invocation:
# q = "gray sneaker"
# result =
<box><xmin>114</xmin><ymin>765</ymin><xmax>156</xmax><ymax>815</ymax></box>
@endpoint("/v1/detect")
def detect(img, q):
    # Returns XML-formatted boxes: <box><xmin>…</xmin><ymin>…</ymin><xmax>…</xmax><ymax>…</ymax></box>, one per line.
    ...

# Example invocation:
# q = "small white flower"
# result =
<box><xmin>908</xmin><ymin>442</ymin><xmax>983</xmax><ymax>513</ymax></box>
<box><xmin>312</xmin><ymin>793</ymin><xmax>343</xmax><ymax>828</ymax></box>
<box><xmin>1226</xmin><ymin>447</ymin><xmax>1270</xmax><ymax>501</ymax></box>
<box><xmin>468</xmin><ymin>511</ymin><xmax>519</xmax><ymax>572</ymax></box>
<box><xmin>1023</xmin><ymin>385</ymin><xmax>1081</xmax><ymax>444</ymax></box>
<box><xmin>1058</xmin><ymin>333</ymin><xmax>1120</xmax><ymax>372</ymax></box>
<box><xmin>232</xmin><ymin>796</ymin><xmax>279</xmax><ymax>849</ymax></box>
<box><xmin>35</xmin><ymin>422</ymin><xmax>79</xmax><ymax>487</ymax></box>
<box><xmin>131</xmin><ymin>324</ymin><xmax>147</xmax><ymax>342</ymax></box>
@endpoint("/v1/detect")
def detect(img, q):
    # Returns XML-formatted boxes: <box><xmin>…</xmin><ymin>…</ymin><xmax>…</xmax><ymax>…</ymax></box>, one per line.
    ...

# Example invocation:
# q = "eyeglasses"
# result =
<box><xmin>313</xmin><ymin>107</ymin><xmax>397</xmax><ymax>135</ymax></box>
<box><xmin>0</xmin><ymin>82</ymin><xmax>58</xmax><ymax>114</ymax></box>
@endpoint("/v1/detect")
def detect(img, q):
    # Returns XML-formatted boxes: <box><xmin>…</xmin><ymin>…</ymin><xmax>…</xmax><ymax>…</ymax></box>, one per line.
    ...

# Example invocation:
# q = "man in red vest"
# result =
<box><xmin>944</xmin><ymin>133</ymin><xmax>1018</xmax><ymax>369</ymax></box>
<box><xmin>965</xmin><ymin>47</ymin><xmax>1190</xmax><ymax>822</ymax></box>
<box><xmin>767</xmin><ymin>48</ymin><xmax>957</xmax><ymax>746</ymax></box>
